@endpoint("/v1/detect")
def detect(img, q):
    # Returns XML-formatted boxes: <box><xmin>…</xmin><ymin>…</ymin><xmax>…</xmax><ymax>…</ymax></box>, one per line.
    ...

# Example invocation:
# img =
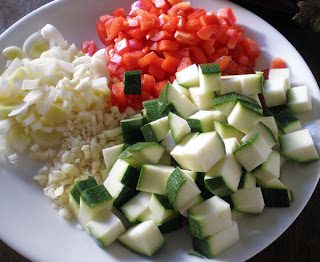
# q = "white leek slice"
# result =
<box><xmin>41</xmin><ymin>24</ymin><xmax>67</xmax><ymax>48</ymax></box>
<box><xmin>23</xmin><ymin>32</ymin><xmax>49</xmax><ymax>59</ymax></box>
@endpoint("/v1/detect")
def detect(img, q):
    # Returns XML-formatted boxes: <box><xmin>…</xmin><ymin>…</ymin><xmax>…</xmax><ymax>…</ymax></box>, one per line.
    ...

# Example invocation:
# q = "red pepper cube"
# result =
<box><xmin>161</xmin><ymin>55</ymin><xmax>180</xmax><ymax>73</ymax></box>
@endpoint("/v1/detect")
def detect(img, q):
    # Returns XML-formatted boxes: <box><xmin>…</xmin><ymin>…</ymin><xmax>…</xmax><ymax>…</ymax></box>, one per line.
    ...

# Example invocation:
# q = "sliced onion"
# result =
<box><xmin>4</xmin><ymin>58</ymin><xmax>22</xmax><ymax>77</ymax></box>
<box><xmin>41</xmin><ymin>24</ymin><xmax>67</xmax><ymax>48</ymax></box>
<box><xmin>21</xmin><ymin>79</ymin><xmax>40</xmax><ymax>90</ymax></box>
<box><xmin>23</xmin><ymin>88</ymin><xmax>44</xmax><ymax>104</ymax></box>
<box><xmin>8</xmin><ymin>102</ymin><xmax>30</xmax><ymax>117</ymax></box>
<box><xmin>38</xmin><ymin>86</ymin><xmax>57</xmax><ymax>115</ymax></box>
<box><xmin>0</xmin><ymin>119</ymin><xmax>13</xmax><ymax>134</ymax></box>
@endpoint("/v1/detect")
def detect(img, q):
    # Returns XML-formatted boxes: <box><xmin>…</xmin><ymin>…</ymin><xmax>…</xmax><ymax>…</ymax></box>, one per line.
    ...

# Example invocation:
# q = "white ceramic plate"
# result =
<box><xmin>0</xmin><ymin>0</ymin><xmax>319</xmax><ymax>261</ymax></box>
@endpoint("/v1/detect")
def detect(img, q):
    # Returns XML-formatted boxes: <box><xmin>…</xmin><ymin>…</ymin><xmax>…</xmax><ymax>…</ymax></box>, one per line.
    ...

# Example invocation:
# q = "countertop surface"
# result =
<box><xmin>0</xmin><ymin>0</ymin><xmax>319</xmax><ymax>261</ymax></box>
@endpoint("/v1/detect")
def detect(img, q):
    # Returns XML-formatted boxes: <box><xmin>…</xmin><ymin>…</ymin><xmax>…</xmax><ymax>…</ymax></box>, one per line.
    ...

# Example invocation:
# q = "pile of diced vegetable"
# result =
<box><xmin>89</xmin><ymin>0</ymin><xmax>262</xmax><ymax>111</ymax></box>
<box><xmin>69</xmin><ymin>62</ymin><xmax>318</xmax><ymax>258</ymax></box>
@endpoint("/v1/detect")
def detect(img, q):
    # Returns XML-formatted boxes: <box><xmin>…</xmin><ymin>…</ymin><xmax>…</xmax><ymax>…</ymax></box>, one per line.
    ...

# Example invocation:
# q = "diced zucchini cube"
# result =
<box><xmin>268</xmin><ymin>105</ymin><xmax>301</xmax><ymax>133</ymax></box>
<box><xmin>142</xmin><ymin>99</ymin><xmax>168</xmax><ymax>122</ymax></box>
<box><xmin>188</xmin><ymin>196</ymin><xmax>232</xmax><ymax>239</ymax></box>
<box><xmin>199</xmin><ymin>63</ymin><xmax>221</xmax><ymax>91</ymax></box>
<box><xmin>79</xmin><ymin>185</ymin><xmax>113</xmax><ymax>228</ymax></box>
<box><xmin>87</xmin><ymin>213</ymin><xmax>126</xmax><ymax>248</ymax></box>
<box><xmin>247</xmin><ymin>94</ymin><xmax>262</xmax><ymax>107</ymax></box>
<box><xmin>191</xmin><ymin>221</ymin><xmax>239</xmax><ymax>258</ymax></box>
<box><xmin>231</xmin><ymin>187</ymin><xmax>265</xmax><ymax>214</ymax></box>
<box><xmin>212</xmin><ymin>91</ymin><xmax>261</xmax><ymax>116</ymax></box>
<box><xmin>107</xmin><ymin>159</ymin><xmax>140</xmax><ymax>189</ymax></box>
<box><xmin>213</xmin><ymin>121</ymin><xmax>245</xmax><ymax>142</ymax></box>
<box><xmin>175</xmin><ymin>64</ymin><xmax>199</xmax><ymax>88</ymax></box>
<box><xmin>166</xmin><ymin>167</ymin><xmax>201</xmax><ymax>211</ymax></box>
<box><xmin>234</xmin><ymin>133</ymin><xmax>272</xmax><ymax>171</ymax></box>
<box><xmin>207</xmin><ymin>108</ymin><xmax>228</xmax><ymax>123</ymax></box>
<box><xmin>102</xmin><ymin>144</ymin><xmax>125</xmax><ymax>172</ymax></box>
<box><xmin>261</xmin><ymin>188</ymin><xmax>292</xmax><ymax>207</ymax></box>
<box><xmin>121</xmin><ymin>192</ymin><xmax>152</xmax><ymax>223</ymax></box>
<box><xmin>223</xmin><ymin>137</ymin><xmax>240</xmax><ymax>155</ymax></box>
<box><xmin>204</xmin><ymin>154</ymin><xmax>242</xmax><ymax>197</ymax></box>
<box><xmin>140</xmin><ymin>116</ymin><xmax>169</xmax><ymax>142</ymax></box>
<box><xmin>241</xmin><ymin>73</ymin><xmax>263</xmax><ymax>95</ymax></box>
<box><xmin>103</xmin><ymin>178</ymin><xmax>137</xmax><ymax>209</ymax></box>
<box><xmin>124</xmin><ymin>70</ymin><xmax>141</xmax><ymax>95</ymax></box>
<box><xmin>126</xmin><ymin>142</ymin><xmax>166</xmax><ymax>166</ymax></box>
<box><xmin>253</xmin><ymin>150</ymin><xmax>280</xmax><ymax>184</ymax></box>
<box><xmin>137</xmin><ymin>165</ymin><xmax>175</xmax><ymax>195</ymax></box>
<box><xmin>228</xmin><ymin>100</ymin><xmax>262</xmax><ymax>134</ymax></box>
<box><xmin>187</xmin><ymin>110</ymin><xmax>214</xmax><ymax>133</ymax></box>
<box><xmin>268</xmin><ymin>68</ymin><xmax>290</xmax><ymax>90</ymax></box>
<box><xmin>171</xmin><ymin>94</ymin><xmax>198</xmax><ymax>119</ymax></box>
<box><xmin>69</xmin><ymin>177</ymin><xmax>97</xmax><ymax>219</ymax></box>
<box><xmin>149</xmin><ymin>194</ymin><xmax>175</xmax><ymax>222</ymax></box>
<box><xmin>263</xmin><ymin>79</ymin><xmax>287</xmax><ymax>107</ymax></box>
<box><xmin>238</xmin><ymin>171</ymin><xmax>256</xmax><ymax>189</ymax></box>
<box><xmin>160</xmin><ymin>130</ymin><xmax>176</xmax><ymax>152</ymax></box>
<box><xmin>118</xmin><ymin>220</ymin><xmax>166</xmax><ymax>257</ymax></box>
<box><xmin>220</xmin><ymin>75</ymin><xmax>242</xmax><ymax>95</ymax></box>
<box><xmin>158</xmin><ymin>81</ymin><xmax>181</xmax><ymax>113</ymax></box>
<box><xmin>189</xmin><ymin>87</ymin><xmax>216</xmax><ymax>110</ymax></box>
<box><xmin>259</xmin><ymin>116</ymin><xmax>278</xmax><ymax>141</ymax></box>
<box><xmin>280</xmin><ymin>129</ymin><xmax>319</xmax><ymax>163</ymax></box>
<box><xmin>168</xmin><ymin>112</ymin><xmax>191</xmax><ymax>144</ymax></box>
<box><xmin>241</xmin><ymin>121</ymin><xmax>276</xmax><ymax>148</ymax></box>
<box><xmin>171</xmin><ymin>131</ymin><xmax>226</xmax><ymax>172</ymax></box>
<box><xmin>179</xmin><ymin>195</ymin><xmax>204</xmax><ymax>217</ymax></box>
<box><xmin>120</xmin><ymin>116</ymin><xmax>147</xmax><ymax>144</ymax></box>
<box><xmin>287</xmin><ymin>85</ymin><xmax>312</xmax><ymax>113</ymax></box>
<box><xmin>256</xmin><ymin>177</ymin><xmax>287</xmax><ymax>189</ymax></box>
<box><xmin>172</xmin><ymin>80</ymin><xmax>191</xmax><ymax>98</ymax></box>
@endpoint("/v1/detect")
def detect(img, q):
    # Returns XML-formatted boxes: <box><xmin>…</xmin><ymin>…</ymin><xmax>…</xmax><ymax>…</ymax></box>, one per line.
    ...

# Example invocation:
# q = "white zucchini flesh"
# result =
<box><xmin>118</xmin><ymin>220</ymin><xmax>166</xmax><ymax>257</ymax></box>
<box><xmin>263</xmin><ymin>79</ymin><xmax>287</xmax><ymax>107</ymax></box>
<box><xmin>258</xmin><ymin>116</ymin><xmax>278</xmax><ymax>142</ymax></box>
<box><xmin>179</xmin><ymin>195</ymin><xmax>204</xmax><ymax>217</ymax></box>
<box><xmin>189</xmin><ymin>87</ymin><xmax>215</xmax><ymax>110</ymax></box>
<box><xmin>280</xmin><ymin>129</ymin><xmax>319</xmax><ymax>163</ymax></box>
<box><xmin>121</xmin><ymin>192</ymin><xmax>152</xmax><ymax>223</ymax></box>
<box><xmin>87</xmin><ymin>214</ymin><xmax>126</xmax><ymax>248</ymax></box>
<box><xmin>137</xmin><ymin>165</ymin><xmax>175</xmax><ymax>195</ymax></box>
<box><xmin>234</xmin><ymin>133</ymin><xmax>272</xmax><ymax>172</ymax></box>
<box><xmin>168</xmin><ymin>112</ymin><xmax>191</xmax><ymax>144</ymax></box>
<box><xmin>231</xmin><ymin>187</ymin><xmax>265</xmax><ymax>214</ymax></box>
<box><xmin>171</xmin><ymin>131</ymin><xmax>225</xmax><ymax>172</ymax></box>
<box><xmin>175</xmin><ymin>64</ymin><xmax>199</xmax><ymax>88</ymax></box>
<box><xmin>192</xmin><ymin>221</ymin><xmax>240</xmax><ymax>258</ymax></box>
<box><xmin>253</xmin><ymin>150</ymin><xmax>280</xmax><ymax>184</ymax></box>
<box><xmin>223</xmin><ymin>137</ymin><xmax>240</xmax><ymax>155</ymax></box>
<box><xmin>160</xmin><ymin>130</ymin><xmax>176</xmax><ymax>152</ymax></box>
<box><xmin>241</xmin><ymin>121</ymin><xmax>276</xmax><ymax>148</ymax></box>
<box><xmin>188</xmin><ymin>196</ymin><xmax>232</xmax><ymax>239</ymax></box>
<box><xmin>102</xmin><ymin>144</ymin><xmax>125</xmax><ymax>172</ymax></box>
<box><xmin>220</xmin><ymin>76</ymin><xmax>242</xmax><ymax>95</ymax></box>
<box><xmin>227</xmin><ymin>101</ymin><xmax>262</xmax><ymax>134</ymax></box>
<box><xmin>268</xmin><ymin>68</ymin><xmax>290</xmax><ymax>90</ymax></box>
<box><xmin>287</xmin><ymin>85</ymin><xmax>312</xmax><ymax>113</ymax></box>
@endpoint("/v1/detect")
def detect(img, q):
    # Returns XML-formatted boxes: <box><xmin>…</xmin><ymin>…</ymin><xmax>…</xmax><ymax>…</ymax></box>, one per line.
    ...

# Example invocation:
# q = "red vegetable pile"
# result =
<box><xmin>89</xmin><ymin>0</ymin><xmax>262</xmax><ymax>111</ymax></box>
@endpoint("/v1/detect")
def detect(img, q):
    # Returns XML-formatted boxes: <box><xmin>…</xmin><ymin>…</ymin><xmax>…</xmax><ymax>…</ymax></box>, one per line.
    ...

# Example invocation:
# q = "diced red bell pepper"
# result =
<box><xmin>128</xmin><ymin>39</ymin><xmax>145</xmax><ymax>51</ymax></box>
<box><xmin>154</xmin><ymin>80</ymin><xmax>168</xmax><ymax>97</ymax></box>
<box><xmin>174</xmin><ymin>30</ymin><xmax>199</xmax><ymax>45</ymax></box>
<box><xmin>197</xmin><ymin>25</ymin><xmax>219</xmax><ymax>40</ymax></box>
<box><xmin>199</xmin><ymin>39</ymin><xmax>216</xmax><ymax>56</ymax></box>
<box><xmin>127</xmin><ymin>28</ymin><xmax>148</xmax><ymax>39</ymax></box>
<box><xmin>138</xmin><ymin>51</ymin><xmax>160</xmax><ymax>68</ymax></box>
<box><xmin>113</xmin><ymin>8</ymin><xmax>125</xmax><ymax>17</ymax></box>
<box><xmin>177</xmin><ymin>57</ymin><xmax>193</xmax><ymax>72</ymax></box>
<box><xmin>114</xmin><ymin>38</ymin><xmax>130</xmax><ymax>55</ymax></box>
<box><xmin>200</xmin><ymin>14</ymin><xmax>219</xmax><ymax>26</ymax></box>
<box><xmin>111</xmin><ymin>82</ymin><xmax>127</xmax><ymax>112</ymax></box>
<box><xmin>148</xmin><ymin>64</ymin><xmax>166</xmax><ymax>80</ymax></box>
<box><xmin>108</xmin><ymin>16</ymin><xmax>127</xmax><ymax>39</ymax></box>
<box><xmin>158</xmin><ymin>40</ymin><xmax>180</xmax><ymax>51</ymax></box>
<box><xmin>241</xmin><ymin>37</ymin><xmax>261</xmax><ymax>58</ymax></box>
<box><xmin>161</xmin><ymin>55</ymin><xmax>180</xmax><ymax>73</ymax></box>
<box><xmin>190</xmin><ymin>46</ymin><xmax>207</xmax><ymax>64</ymax></box>
<box><xmin>215</xmin><ymin>55</ymin><xmax>232</xmax><ymax>71</ymax></box>
<box><xmin>217</xmin><ymin>7</ymin><xmax>237</xmax><ymax>26</ymax></box>
<box><xmin>142</xmin><ymin>74</ymin><xmax>156</xmax><ymax>93</ymax></box>
<box><xmin>82</xmin><ymin>41</ymin><xmax>97</xmax><ymax>56</ymax></box>
<box><xmin>162</xmin><ymin>17</ymin><xmax>180</xmax><ymax>32</ymax></box>
<box><xmin>270</xmin><ymin>58</ymin><xmax>286</xmax><ymax>69</ymax></box>
<box><xmin>123</xmin><ymin>51</ymin><xmax>145</xmax><ymax>70</ymax></box>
